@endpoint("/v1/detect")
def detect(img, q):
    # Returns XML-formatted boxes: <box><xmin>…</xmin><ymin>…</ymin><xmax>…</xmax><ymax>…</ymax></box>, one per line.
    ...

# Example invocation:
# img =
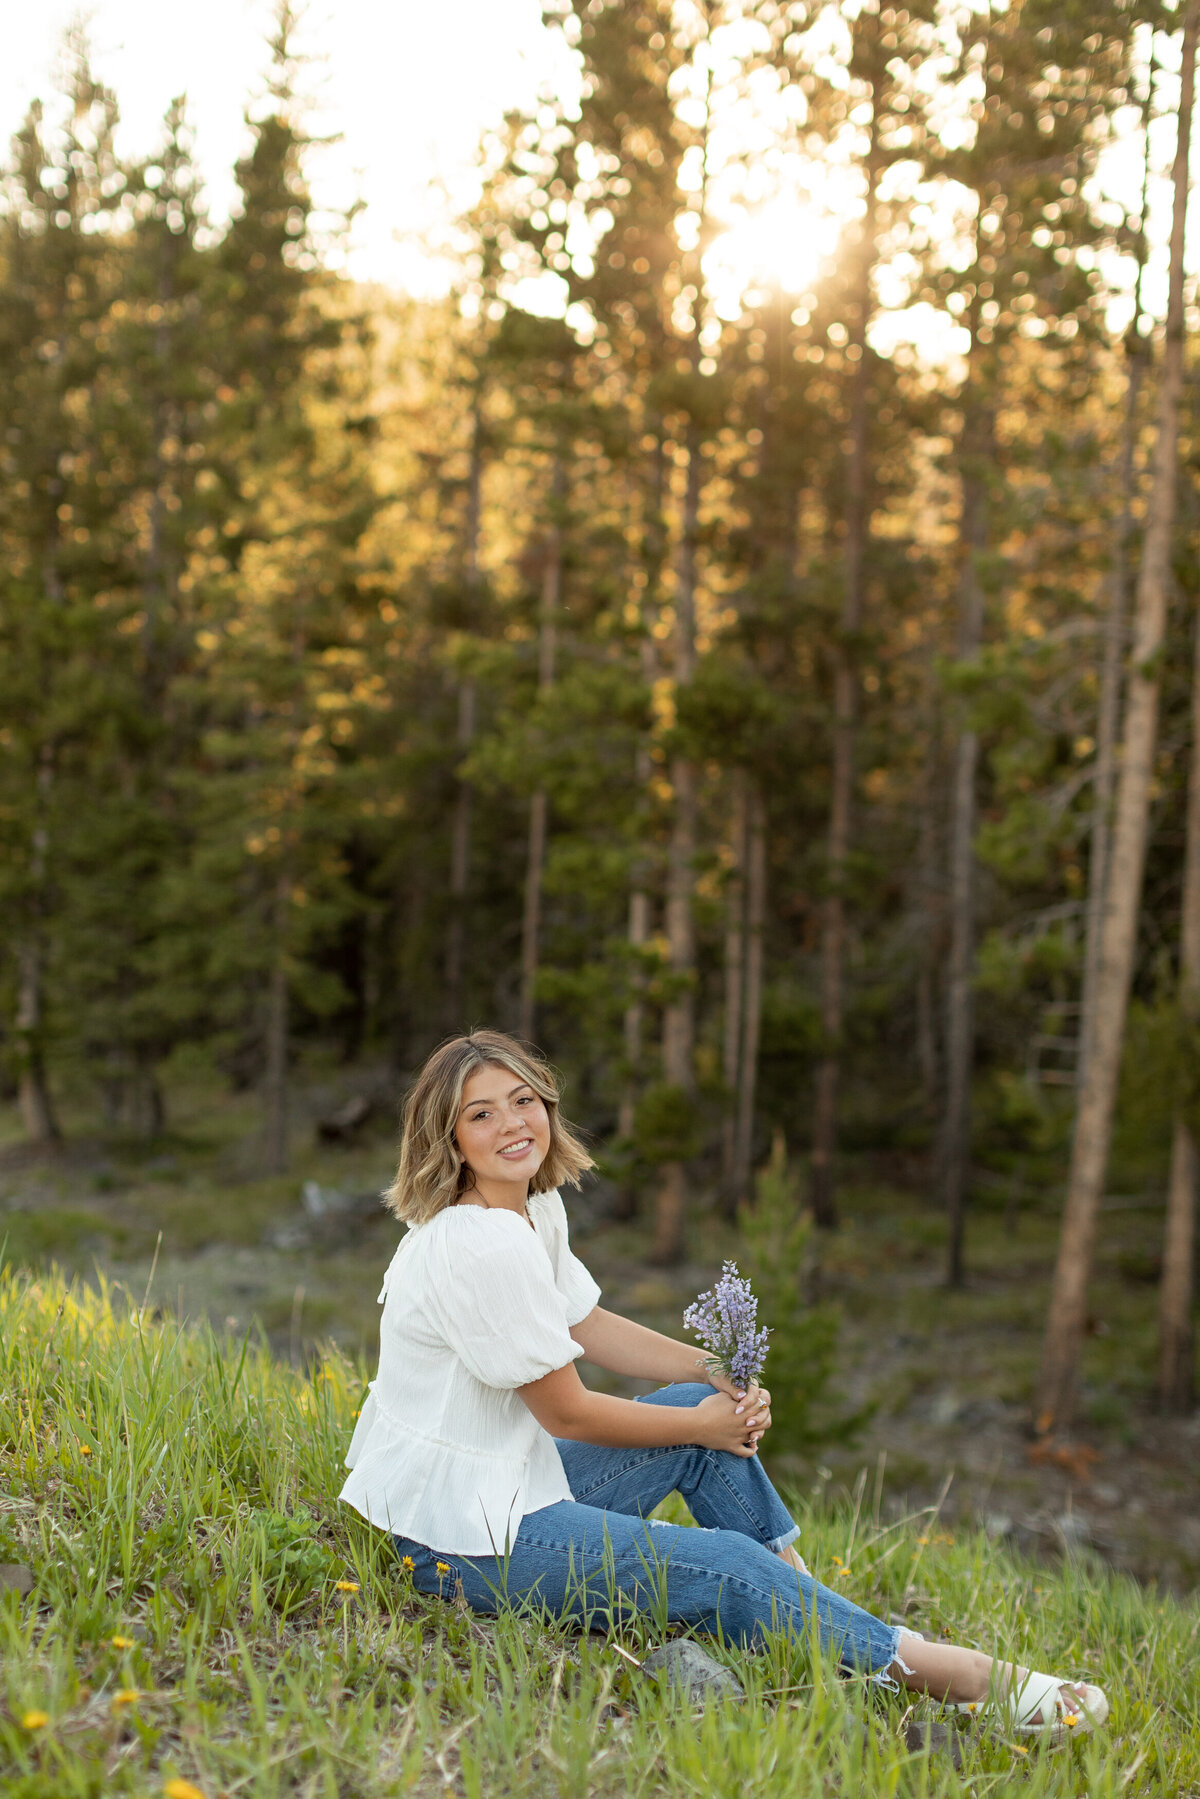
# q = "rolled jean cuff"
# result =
<box><xmin>867</xmin><ymin>1624</ymin><xmax>915</xmax><ymax>1692</ymax></box>
<box><xmin>767</xmin><ymin>1522</ymin><xmax>802</xmax><ymax>1554</ymax></box>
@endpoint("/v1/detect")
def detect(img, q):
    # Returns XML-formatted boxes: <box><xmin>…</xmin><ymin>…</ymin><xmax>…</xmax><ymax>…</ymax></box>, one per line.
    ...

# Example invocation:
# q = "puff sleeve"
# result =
<box><xmin>537</xmin><ymin>1190</ymin><xmax>602</xmax><ymax>1325</ymax></box>
<box><xmin>423</xmin><ymin>1213</ymin><xmax>585</xmax><ymax>1389</ymax></box>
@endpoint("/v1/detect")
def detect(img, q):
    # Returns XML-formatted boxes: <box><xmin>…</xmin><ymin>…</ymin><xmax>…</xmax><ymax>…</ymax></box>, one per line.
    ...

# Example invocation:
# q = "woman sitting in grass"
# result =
<box><xmin>341</xmin><ymin>1030</ymin><xmax>1108</xmax><ymax>1745</ymax></box>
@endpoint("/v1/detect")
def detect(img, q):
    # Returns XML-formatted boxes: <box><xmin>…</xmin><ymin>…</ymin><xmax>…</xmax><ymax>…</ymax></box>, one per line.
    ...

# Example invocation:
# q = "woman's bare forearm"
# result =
<box><xmin>570</xmin><ymin>1306</ymin><xmax>709</xmax><ymax>1385</ymax></box>
<box><xmin>545</xmin><ymin>1387</ymin><xmax>708</xmax><ymax>1447</ymax></box>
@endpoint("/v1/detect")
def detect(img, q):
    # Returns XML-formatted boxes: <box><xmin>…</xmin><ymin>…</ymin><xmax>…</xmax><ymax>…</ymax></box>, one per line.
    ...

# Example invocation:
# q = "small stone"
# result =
<box><xmin>1054</xmin><ymin>1513</ymin><xmax>1090</xmax><ymax>1548</ymax></box>
<box><xmin>903</xmin><ymin>1719</ymin><xmax>964</xmax><ymax>1769</ymax></box>
<box><xmin>983</xmin><ymin>1513</ymin><xmax>1013</xmax><ymax>1540</ymax></box>
<box><xmin>640</xmin><ymin>1640</ymin><xmax>744</xmax><ymax>1705</ymax></box>
<box><xmin>0</xmin><ymin>1565</ymin><xmax>33</xmax><ymax>1596</ymax></box>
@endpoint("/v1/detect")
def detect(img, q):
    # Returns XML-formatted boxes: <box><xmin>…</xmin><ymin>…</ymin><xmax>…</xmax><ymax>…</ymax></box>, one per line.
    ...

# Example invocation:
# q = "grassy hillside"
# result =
<box><xmin>1</xmin><ymin>1266</ymin><xmax>1195</xmax><ymax>1798</ymax></box>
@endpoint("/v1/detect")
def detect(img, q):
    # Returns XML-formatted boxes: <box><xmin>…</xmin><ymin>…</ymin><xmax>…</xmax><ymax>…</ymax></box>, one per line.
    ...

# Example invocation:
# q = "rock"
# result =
<box><xmin>640</xmin><ymin>1641</ymin><xmax>744</xmax><ymax>1705</ymax></box>
<box><xmin>929</xmin><ymin>1391</ymin><xmax>961</xmax><ymax>1427</ymax></box>
<box><xmin>264</xmin><ymin>1220</ymin><xmax>312</xmax><ymax>1250</ymax></box>
<box><xmin>903</xmin><ymin>1719</ymin><xmax>963</xmax><ymax>1769</ymax></box>
<box><xmin>983</xmin><ymin>1512</ymin><xmax>1013</xmax><ymax>1540</ymax></box>
<box><xmin>300</xmin><ymin>1181</ymin><xmax>381</xmax><ymax>1223</ymax></box>
<box><xmin>0</xmin><ymin>1564</ymin><xmax>33</xmax><ymax>1596</ymax></box>
<box><xmin>1053</xmin><ymin>1513</ymin><xmax>1090</xmax><ymax>1549</ymax></box>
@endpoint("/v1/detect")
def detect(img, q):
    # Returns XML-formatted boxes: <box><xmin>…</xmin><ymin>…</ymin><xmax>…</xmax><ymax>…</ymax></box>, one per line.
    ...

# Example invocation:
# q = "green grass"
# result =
<box><xmin>1</xmin><ymin>1266</ymin><xmax>1196</xmax><ymax>1797</ymax></box>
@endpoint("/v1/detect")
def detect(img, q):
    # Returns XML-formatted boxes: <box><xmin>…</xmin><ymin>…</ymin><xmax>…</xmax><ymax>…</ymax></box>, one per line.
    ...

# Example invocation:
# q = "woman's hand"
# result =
<box><xmin>692</xmin><ymin>1389</ymin><xmax>772</xmax><ymax>1457</ymax></box>
<box><xmin>706</xmin><ymin>1372</ymin><xmax>773</xmax><ymax>1448</ymax></box>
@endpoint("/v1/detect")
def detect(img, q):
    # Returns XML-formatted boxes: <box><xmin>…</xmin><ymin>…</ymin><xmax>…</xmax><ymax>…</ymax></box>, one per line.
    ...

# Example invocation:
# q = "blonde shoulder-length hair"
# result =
<box><xmin>384</xmin><ymin>1030</ymin><xmax>594</xmax><ymax>1225</ymax></box>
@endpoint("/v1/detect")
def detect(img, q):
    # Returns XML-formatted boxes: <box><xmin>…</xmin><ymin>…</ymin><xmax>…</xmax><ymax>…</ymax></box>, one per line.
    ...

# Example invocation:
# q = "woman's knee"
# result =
<box><xmin>634</xmin><ymin>1381</ymin><xmax>711</xmax><ymax>1409</ymax></box>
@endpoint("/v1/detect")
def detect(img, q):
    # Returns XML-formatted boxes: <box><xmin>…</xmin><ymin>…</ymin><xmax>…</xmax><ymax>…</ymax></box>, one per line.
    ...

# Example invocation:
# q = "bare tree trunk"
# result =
<box><xmin>722</xmin><ymin>773</ymin><xmax>749</xmax><ymax>1206</ymax></box>
<box><xmin>915</xmin><ymin>714</ymin><xmax>941</xmax><ymax>1110</ymax></box>
<box><xmin>446</xmin><ymin>392</ymin><xmax>485</xmax><ymax>1030</ymax></box>
<box><xmin>811</xmin><ymin>83</ymin><xmax>881</xmax><ymax>1231</ymax></box>
<box><xmin>653</xmin><ymin>423</ymin><xmax>701</xmax><ymax>1267</ymax></box>
<box><xmin>941</xmin><ymin>367</ymin><xmax>990</xmax><ymax>1286</ymax></box>
<box><xmin>1079</xmin><ymin>77</ymin><xmax>1155</xmax><ymax>1085</ymax></box>
<box><xmin>1158</xmin><ymin>607</ymin><xmax>1200</xmax><ymax>1411</ymax></box>
<box><xmin>732</xmin><ymin>785</ymin><xmax>766</xmax><ymax>1210</ymax></box>
<box><xmin>446</xmin><ymin>683</ymin><xmax>475</xmax><ymax>1027</ymax></box>
<box><xmin>263</xmin><ymin>873</ymin><xmax>291</xmax><ymax>1176</ymax></box>
<box><xmin>1040</xmin><ymin>0</ymin><xmax>1197</xmax><ymax>1432</ymax></box>
<box><xmin>16</xmin><ymin>746</ymin><xmax>60</xmax><ymax>1145</ymax></box>
<box><xmin>519</xmin><ymin>461</ymin><xmax>564</xmax><ymax>1043</ymax></box>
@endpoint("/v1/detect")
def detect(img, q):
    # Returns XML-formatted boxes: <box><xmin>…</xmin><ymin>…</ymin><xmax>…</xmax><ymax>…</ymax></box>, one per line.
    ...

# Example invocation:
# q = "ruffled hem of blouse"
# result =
<box><xmin>340</xmin><ymin>1398</ymin><xmax>572</xmax><ymax>1553</ymax></box>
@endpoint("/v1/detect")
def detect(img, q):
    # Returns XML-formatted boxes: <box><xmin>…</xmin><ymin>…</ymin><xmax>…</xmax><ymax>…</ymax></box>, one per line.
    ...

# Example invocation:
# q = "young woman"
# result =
<box><xmin>342</xmin><ymin>1030</ymin><xmax>1108</xmax><ymax>1744</ymax></box>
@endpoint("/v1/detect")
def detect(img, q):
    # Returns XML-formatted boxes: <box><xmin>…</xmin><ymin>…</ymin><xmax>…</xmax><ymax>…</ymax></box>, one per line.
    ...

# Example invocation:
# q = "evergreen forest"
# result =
<box><xmin>4</xmin><ymin>0</ymin><xmax>1200</xmax><ymax>1434</ymax></box>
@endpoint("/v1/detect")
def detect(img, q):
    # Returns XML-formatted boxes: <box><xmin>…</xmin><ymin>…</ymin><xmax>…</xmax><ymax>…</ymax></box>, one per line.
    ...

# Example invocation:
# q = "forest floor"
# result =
<box><xmin>1</xmin><ymin>1074</ymin><xmax>1197</xmax><ymax>1600</ymax></box>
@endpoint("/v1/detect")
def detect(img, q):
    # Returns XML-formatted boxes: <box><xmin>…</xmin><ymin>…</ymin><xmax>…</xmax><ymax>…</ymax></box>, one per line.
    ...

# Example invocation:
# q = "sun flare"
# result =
<box><xmin>704</xmin><ymin>196</ymin><xmax>842</xmax><ymax>317</ymax></box>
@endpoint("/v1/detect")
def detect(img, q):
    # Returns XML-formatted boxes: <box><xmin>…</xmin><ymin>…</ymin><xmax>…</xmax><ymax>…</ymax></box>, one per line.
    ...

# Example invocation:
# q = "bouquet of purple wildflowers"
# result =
<box><xmin>683</xmin><ymin>1260</ymin><xmax>771</xmax><ymax>1392</ymax></box>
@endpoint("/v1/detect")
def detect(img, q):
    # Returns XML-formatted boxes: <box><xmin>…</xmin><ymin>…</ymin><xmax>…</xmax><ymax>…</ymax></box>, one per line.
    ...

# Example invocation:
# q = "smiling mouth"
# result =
<box><xmin>498</xmin><ymin>1139</ymin><xmax>534</xmax><ymax>1158</ymax></box>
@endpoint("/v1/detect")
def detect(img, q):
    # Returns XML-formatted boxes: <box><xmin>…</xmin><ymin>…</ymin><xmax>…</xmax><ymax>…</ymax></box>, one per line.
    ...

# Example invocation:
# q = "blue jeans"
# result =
<box><xmin>394</xmin><ymin>1383</ymin><xmax>903</xmax><ymax>1679</ymax></box>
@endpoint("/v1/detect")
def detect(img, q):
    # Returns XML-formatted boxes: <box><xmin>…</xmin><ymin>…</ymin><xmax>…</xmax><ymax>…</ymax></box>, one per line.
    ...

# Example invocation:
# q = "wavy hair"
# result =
<box><xmin>384</xmin><ymin>1030</ymin><xmax>594</xmax><ymax>1225</ymax></box>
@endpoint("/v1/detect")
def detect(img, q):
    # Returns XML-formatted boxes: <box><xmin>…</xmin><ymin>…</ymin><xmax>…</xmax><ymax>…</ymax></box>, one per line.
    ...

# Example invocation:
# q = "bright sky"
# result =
<box><xmin>0</xmin><ymin>0</ymin><xmax>571</xmax><ymax>289</ymax></box>
<box><xmin>0</xmin><ymin>0</ymin><xmax>1190</xmax><ymax>362</ymax></box>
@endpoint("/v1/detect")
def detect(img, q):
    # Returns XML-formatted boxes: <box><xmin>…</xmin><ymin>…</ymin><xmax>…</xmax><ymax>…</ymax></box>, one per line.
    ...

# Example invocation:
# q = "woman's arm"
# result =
<box><xmin>518</xmin><ymin>1359</ymin><xmax>769</xmax><ymax>1456</ymax></box>
<box><xmin>570</xmin><ymin>1305</ymin><xmax>716</xmax><ymax>1386</ymax></box>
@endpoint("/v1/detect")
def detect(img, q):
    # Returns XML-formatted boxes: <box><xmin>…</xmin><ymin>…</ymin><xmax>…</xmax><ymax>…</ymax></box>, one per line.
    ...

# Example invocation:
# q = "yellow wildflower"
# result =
<box><xmin>335</xmin><ymin>1580</ymin><xmax>359</xmax><ymax>1593</ymax></box>
<box><xmin>111</xmin><ymin>1635</ymin><xmax>135</xmax><ymax>1650</ymax></box>
<box><xmin>400</xmin><ymin>1555</ymin><xmax>415</xmax><ymax>1573</ymax></box>
<box><xmin>916</xmin><ymin>1535</ymin><xmax>929</xmax><ymax>1546</ymax></box>
<box><xmin>435</xmin><ymin>1561</ymin><xmax>451</xmax><ymax>1576</ymax></box>
<box><xmin>112</xmin><ymin>1688</ymin><xmax>143</xmax><ymax>1708</ymax></box>
<box><xmin>79</xmin><ymin>1445</ymin><xmax>92</xmax><ymax>1457</ymax></box>
<box><xmin>164</xmin><ymin>1780</ymin><xmax>208</xmax><ymax>1799</ymax></box>
<box><xmin>21</xmin><ymin>1709</ymin><xmax>50</xmax><ymax>1730</ymax></box>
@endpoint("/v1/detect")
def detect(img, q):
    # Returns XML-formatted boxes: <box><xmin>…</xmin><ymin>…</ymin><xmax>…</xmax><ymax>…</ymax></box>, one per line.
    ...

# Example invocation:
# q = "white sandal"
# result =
<box><xmin>953</xmin><ymin>1671</ymin><xmax>1109</xmax><ymax>1745</ymax></box>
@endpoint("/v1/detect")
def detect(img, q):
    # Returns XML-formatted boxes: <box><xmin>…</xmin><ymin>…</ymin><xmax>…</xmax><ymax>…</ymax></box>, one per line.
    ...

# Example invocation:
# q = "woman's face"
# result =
<box><xmin>454</xmin><ymin>1063</ymin><xmax>551</xmax><ymax>1194</ymax></box>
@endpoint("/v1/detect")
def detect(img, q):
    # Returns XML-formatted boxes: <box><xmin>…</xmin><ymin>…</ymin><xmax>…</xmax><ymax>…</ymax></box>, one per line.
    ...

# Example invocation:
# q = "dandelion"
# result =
<box><xmin>1012</xmin><ymin>1744</ymin><xmax>1029</xmax><ymax>1757</ymax></box>
<box><xmin>21</xmin><ymin>1709</ymin><xmax>50</xmax><ymax>1730</ymax></box>
<box><xmin>917</xmin><ymin>1536</ymin><xmax>930</xmax><ymax>1547</ymax></box>
<box><xmin>683</xmin><ymin>1261</ymin><xmax>770</xmax><ymax>1391</ymax></box>
<box><xmin>334</xmin><ymin>1580</ymin><xmax>359</xmax><ymax>1593</ymax></box>
<box><xmin>79</xmin><ymin>1445</ymin><xmax>92</xmax><ymax>1457</ymax></box>
<box><xmin>164</xmin><ymin>1782</ymin><xmax>207</xmax><ymax>1799</ymax></box>
<box><xmin>112</xmin><ymin>1688</ymin><xmax>143</xmax><ymax>1708</ymax></box>
<box><xmin>400</xmin><ymin>1555</ymin><xmax>415</xmax><ymax>1573</ymax></box>
<box><xmin>111</xmin><ymin>1635</ymin><xmax>135</xmax><ymax>1650</ymax></box>
<box><xmin>435</xmin><ymin>1561</ymin><xmax>451</xmax><ymax>1577</ymax></box>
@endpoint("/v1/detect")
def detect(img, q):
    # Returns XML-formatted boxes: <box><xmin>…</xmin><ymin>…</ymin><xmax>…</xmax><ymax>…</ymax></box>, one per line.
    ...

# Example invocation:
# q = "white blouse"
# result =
<box><xmin>339</xmin><ymin>1187</ymin><xmax>601</xmax><ymax>1555</ymax></box>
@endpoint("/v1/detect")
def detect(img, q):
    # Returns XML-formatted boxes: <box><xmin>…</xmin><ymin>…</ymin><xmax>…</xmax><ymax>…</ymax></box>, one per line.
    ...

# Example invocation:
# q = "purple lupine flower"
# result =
<box><xmin>683</xmin><ymin>1260</ymin><xmax>770</xmax><ymax>1391</ymax></box>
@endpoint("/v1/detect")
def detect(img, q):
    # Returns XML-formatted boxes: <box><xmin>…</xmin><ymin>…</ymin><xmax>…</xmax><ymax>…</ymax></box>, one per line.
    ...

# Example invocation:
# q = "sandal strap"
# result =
<box><xmin>1006</xmin><ymin>1671</ymin><xmax>1069</xmax><ymax>1731</ymax></box>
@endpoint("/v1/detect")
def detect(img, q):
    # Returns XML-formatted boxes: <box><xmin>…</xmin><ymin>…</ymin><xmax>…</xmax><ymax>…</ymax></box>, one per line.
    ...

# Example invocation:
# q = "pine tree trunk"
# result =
<box><xmin>519</xmin><ymin>462</ymin><xmax>563</xmax><ymax>1043</ymax></box>
<box><xmin>446</xmin><ymin>682</ymin><xmax>475</xmax><ymax>1028</ymax></box>
<box><xmin>811</xmin><ymin>82</ymin><xmax>881</xmax><ymax>1231</ymax></box>
<box><xmin>1079</xmin><ymin>93</ymin><xmax>1154</xmax><ymax>1086</ymax></box>
<box><xmin>915</xmin><ymin>725</ymin><xmax>941</xmax><ymax>1110</ymax></box>
<box><xmin>732</xmin><ymin>785</ymin><xmax>766</xmax><ymax>1210</ymax></box>
<box><xmin>942</xmin><ymin>391</ymin><xmax>990</xmax><ymax>1287</ymax></box>
<box><xmin>1040</xmin><ymin>0</ymin><xmax>1197</xmax><ymax>1431</ymax></box>
<box><xmin>15</xmin><ymin>746</ymin><xmax>59</xmax><ymax>1146</ymax></box>
<box><xmin>653</xmin><ymin>422</ymin><xmax>701</xmax><ymax>1266</ymax></box>
<box><xmin>263</xmin><ymin>875</ymin><xmax>291</xmax><ymax>1176</ymax></box>
<box><xmin>446</xmin><ymin>389</ymin><xmax>484</xmax><ymax>1032</ymax></box>
<box><xmin>1158</xmin><ymin>606</ymin><xmax>1200</xmax><ymax>1411</ymax></box>
<box><xmin>721</xmin><ymin>773</ymin><xmax>749</xmax><ymax>1208</ymax></box>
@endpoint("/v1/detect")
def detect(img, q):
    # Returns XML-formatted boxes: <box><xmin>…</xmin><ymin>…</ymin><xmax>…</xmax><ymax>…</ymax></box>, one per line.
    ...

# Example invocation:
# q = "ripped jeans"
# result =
<box><xmin>393</xmin><ymin>1382</ymin><xmax>906</xmax><ymax>1681</ymax></box>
